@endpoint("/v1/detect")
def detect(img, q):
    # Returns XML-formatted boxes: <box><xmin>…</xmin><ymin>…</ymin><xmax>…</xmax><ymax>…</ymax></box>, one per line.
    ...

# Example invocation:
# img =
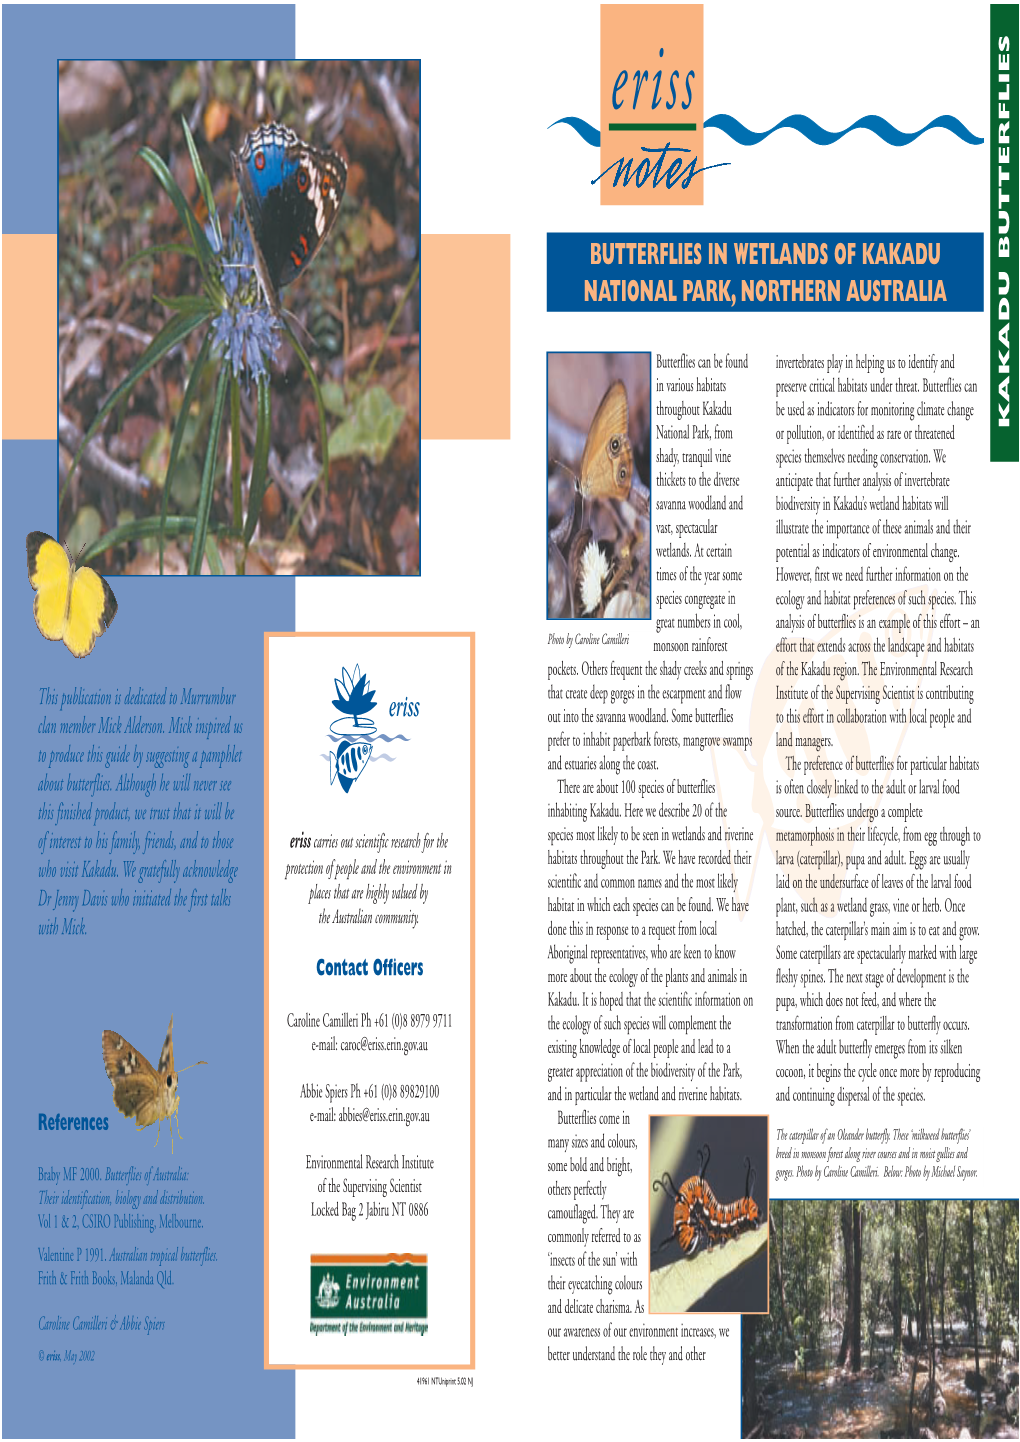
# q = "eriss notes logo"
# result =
<box><xmin>599</xmin><ymin>4</ymin><xmax>708</xmax><ymax>205</ymax></box>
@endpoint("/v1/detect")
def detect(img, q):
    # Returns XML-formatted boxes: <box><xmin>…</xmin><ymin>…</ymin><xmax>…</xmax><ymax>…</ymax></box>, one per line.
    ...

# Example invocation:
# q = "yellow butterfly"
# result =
<box><xmin>102</xmin><ymin>1016</ymin><xmax>207</xmax><ymax>1155</ymax></box>
<box><xmin>578</xmin><ymin>380</ymin><xmax>634</xmax><ymax>502</ymax></box>
<box><xmin>26</xmin><ymin>531</ymin><xmax>117</xmax><ymax>658</ymax></box>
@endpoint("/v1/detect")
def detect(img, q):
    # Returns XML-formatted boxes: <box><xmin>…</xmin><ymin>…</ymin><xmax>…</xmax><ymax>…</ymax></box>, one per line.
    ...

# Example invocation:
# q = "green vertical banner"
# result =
<box><xmin>992</xmin><ymin>4</ymin><xmax>1018</xmax><ymax>461</ymax></box>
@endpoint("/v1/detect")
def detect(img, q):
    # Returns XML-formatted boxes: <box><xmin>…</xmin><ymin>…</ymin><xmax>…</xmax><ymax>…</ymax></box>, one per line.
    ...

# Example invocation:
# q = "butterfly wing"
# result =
<box><xmin>158</xmin><ymin>1015</ymin><xmax>175</xmax><ymax>1079</ymax></box>
<box><xmin>65</xmin><ymin>565</ymin><xmax>117</xmax><ymax>658</ymax></box>
<box><xmin>579</xmin><ymin>381</ymin><xmax>633</xmax><ymax>502</ymax></box>
<box><xmin>232</xmin><ymin>123</ymin><xmax>347</xmax><ymax>306</ymax></box>
<box><xmin>27</xmin><ymin>533</ymin><xmax>71</xmax><ymax>641</ymax></box>
<box><xmin>102</xmin><ymin>1030</ymin><xmax>163</xmax><ymax>1129</ymax></box>
<box><xmin>27</xmin><ymin>532</ymin><xmax>116</xmax><ymax>657</ymax></box>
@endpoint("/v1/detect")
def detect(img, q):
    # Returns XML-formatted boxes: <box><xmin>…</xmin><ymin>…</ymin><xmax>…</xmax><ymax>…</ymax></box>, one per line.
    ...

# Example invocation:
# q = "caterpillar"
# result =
<box><xmin>653</xmin><ymin>1145</ymin><xmax>763</xmax><ymax>1258</ymax></box>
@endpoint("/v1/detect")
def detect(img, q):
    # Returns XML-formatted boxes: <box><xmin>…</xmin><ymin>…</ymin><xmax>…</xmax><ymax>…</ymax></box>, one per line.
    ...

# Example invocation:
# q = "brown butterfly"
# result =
<box><xmin>578</xmin><ymin>380</ymin><xmax>633</xmax><ymax>502</ymax></box>
<box><xmin>101</xmin><ymin>1016</ymin><xmax>207</xmax><ymax>1155</ymax></box>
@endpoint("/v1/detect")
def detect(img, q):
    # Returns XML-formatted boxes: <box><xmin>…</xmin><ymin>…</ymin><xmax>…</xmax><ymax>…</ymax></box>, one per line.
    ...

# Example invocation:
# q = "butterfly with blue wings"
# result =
<box><xmin>231</xmin><ymin>122</ymin><xmax>347</xmax><ymax>315</ymax></box>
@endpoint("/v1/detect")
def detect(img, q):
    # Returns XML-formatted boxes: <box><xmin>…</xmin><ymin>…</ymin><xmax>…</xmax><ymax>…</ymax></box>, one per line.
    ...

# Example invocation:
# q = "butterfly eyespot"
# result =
<box><xmin>297</xmin><ymin>166</ymin><xmax>310</xmax><ymax>192</ymax></box>
<box><xmin>609</xmin><ymin>436</ymin><xmax>621</xmax><ymax>454</ymax></box>
<box><xmin>254</xmin><ymin>150</ymin><xmax>266</xmax><ymax>171</ymax></box>
<box><xmin>321</xmin><ymin>175</ymin><xmax>332</xmax><ymax>195</ymax></box>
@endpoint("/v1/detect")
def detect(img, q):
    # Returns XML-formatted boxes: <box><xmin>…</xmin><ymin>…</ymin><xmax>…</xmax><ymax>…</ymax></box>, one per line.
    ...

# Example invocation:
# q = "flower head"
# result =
<box><xmin>579</xmin><ymin>539</ymin><xmax>611</xmax><ymax>615</ymax></box>
<box><xmin>209</xmin><ymin>212</ymin><xmax>281</xmax><ymax>383</ymax></box>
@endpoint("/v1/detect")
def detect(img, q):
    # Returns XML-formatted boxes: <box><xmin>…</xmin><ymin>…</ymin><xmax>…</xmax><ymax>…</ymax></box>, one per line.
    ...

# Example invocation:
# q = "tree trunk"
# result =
<box><xmin>907</xmin><ymin>1335</ymin><xmax>921</xmax><ymax>1436</ymax></box>
<box><xmin>741</xmin><ymin>1314</ymin><xmax>757</xmax><ymax>1436</ymax></box>
<box><xmin>837</xmin><ymin>1201</ymin><xmax>853</xmax><ymax>1367</ymax></box>
<box><xmin>801</xmin><ymin>1201</ymin><xmax>809</xmax><ymax>1378</ymax></box>
<box><xmin>968</xmin><ymin>1198</ymin><xmax>981</xmax><ymax>1414</ymax></box>
<box><xmin>892</xmin><ymin>1199</ymin><xmax>902</xmax><ymax>1359</ymax></box>
<box><xmin>918</xmin><ymin>1201</ymin><xmax>928</xmax><ymax>1350</ymax></box>
<box><xmin>937</xmin><ymin>1200</ymin><xmax>948</xmax><ymax>1346</ymax></box>
<box><xmin>851</xmin><ymin>1200</ymin><xmax>863</xmax><ymax>1373</ymax></box>
<box><xmin>921</xmin><ymin>1202</ymin><xmax>936</xmax><ymax>1431</ymax></box>
<box><xmin>769</xmin><ymin>1209</ymin><xmax>794</xmax><ymax>1339</ymax></box>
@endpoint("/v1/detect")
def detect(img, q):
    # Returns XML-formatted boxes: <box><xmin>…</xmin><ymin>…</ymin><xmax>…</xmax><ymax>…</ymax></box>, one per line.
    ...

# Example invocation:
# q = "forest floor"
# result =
<box><xmin>752</xmin><ymin>1343</ymin><xmax>1019</xmax><ymax>1438</ymax></box>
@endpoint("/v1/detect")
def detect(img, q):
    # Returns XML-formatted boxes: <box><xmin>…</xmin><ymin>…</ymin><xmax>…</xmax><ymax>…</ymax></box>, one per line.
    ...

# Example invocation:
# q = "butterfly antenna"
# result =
<box><xmin>281</xmin><ymin>306</ymin><xmax>315</xmax><ymax>349</ymax></box>
<box><xmin>551</xmin><ymin>457</ymin><xmax>579</xmax><ymax>486</ymax></box>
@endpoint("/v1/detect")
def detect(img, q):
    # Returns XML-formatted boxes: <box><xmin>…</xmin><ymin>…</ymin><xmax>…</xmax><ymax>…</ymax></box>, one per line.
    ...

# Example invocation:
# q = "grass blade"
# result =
<box><xmin>189</xmin><ymin>364</ymin><xmax>230</xmax><ymax>574</ymax></box>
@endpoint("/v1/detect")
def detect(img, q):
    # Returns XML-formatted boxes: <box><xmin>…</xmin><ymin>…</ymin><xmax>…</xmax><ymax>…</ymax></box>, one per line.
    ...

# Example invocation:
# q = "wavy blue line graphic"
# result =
<box><xmin>548</xmin><ymin>113</ymin><xmax>983</xmax><ymax>148</ymax></box>
<box><xmin>548</xmin><ymin>116</ymin><xmax>601</xmax><ymax>147</ymax></box>
<box><xmin>704</xmin><ymin>113</ymin><xmax>983</xmax><ymax>147</ymax></box>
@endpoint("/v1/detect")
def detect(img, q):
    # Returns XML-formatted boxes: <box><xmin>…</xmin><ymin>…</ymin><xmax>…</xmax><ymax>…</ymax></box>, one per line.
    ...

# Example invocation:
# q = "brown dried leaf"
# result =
<box><xmin>366</xmin><ymin>208</ymin><xmax>396</xmax><ymax>254</ymax></box>
<box><xmin>203</xmin><ymin>98</ymin><xmax>231</xmax><ymax>143</ymax></box>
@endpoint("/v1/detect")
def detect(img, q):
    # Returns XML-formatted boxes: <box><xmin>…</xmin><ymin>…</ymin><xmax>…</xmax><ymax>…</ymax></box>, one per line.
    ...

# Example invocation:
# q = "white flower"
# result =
<box><xmin>579</xmin><ymin>540</ymin><xmax>610</xmax><ymax>615</ymax></box>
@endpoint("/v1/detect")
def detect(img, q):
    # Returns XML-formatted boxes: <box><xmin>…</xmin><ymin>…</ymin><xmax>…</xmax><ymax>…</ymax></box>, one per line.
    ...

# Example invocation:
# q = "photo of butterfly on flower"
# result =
<box><xmin>58</xmin><ymin>59</ymin><xmax>420</xmax><ymax>578</ymax></box>
<box><xmin>547</xmin><ymin>352</ymin><xmax>651</xmax><ymax>620</ymax></box>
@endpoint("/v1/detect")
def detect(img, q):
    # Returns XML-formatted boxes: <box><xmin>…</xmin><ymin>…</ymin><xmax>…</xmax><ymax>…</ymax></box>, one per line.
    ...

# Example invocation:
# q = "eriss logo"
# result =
<box><xmin>598</xmin><ymin>4</ymin><xmax>712</xmax><ymax>205</ymax></box>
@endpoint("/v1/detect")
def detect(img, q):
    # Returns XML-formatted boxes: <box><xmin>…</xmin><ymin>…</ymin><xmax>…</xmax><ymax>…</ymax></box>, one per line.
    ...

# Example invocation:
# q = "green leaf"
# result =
<box><xmin>340</xmin><ymin>205</ymin><xmax>372</xmax><ymax>266</ymax></box>
<box><xmin>77</xmin><ymin>514</ymin><xmax>234</xmax><ymax>566</ymax></box>
<box><xmin>327</xmin><ymin>385</ymin><xmax>405</xmax><ymax>465</ymax></box>
<box><xmin>169</xmin><ymin>454</ymin><xmax>202</xmax><ymax>511</ymax></box>
<box><xmin>189</xmin><ymin>364</ymin><xmax>230</xmax><ymax>574</ymax></box>
<box><xmin>121</xmin><ymin>242</ymin><xmax>197</xmax><ymax>271</ymax></box>
<box><xmin>139</xmin><ymin>423</ymin><xmax>171</xmax><ymax>487</ymax></box>
<box><xmin>160</xmin><ymin>328</ymin><xmax>214</xmax><ymax>573</ymax></box>
<box><xmin>280</xmin><ymin>320</ymin><xmax>331</xmax><ymax>539</ymax></box>
<box><xmin>649</xmin><ymin>1226</ymin><xmax>767</xmax><ymax>1314</ymax></box>
<box><xmin>204</xmin><ymin>535</ymin><xmax>226</xmax><ymax>575</ymax></box>
<box><xmin>244</xmin><ymin>374</ymin><xmax>273</xmax><ymax>546</ymax></box>
<box><xmin>181</xmin><ymin>116</ymin><xmax>222</xmax><ymax>252</ymax></box>
<box><xmin>66</xmin><ymin>506</ymin><xmax>104</xmax><ymax>556</ymax></box>
<box><xmin>229</xmin><ymin>375</ymin><xmax>242</xmax><ymax>531</ymax></box>
<box><xmin>65</xmin><ymin>306</ymin><xmax>211</xmax><ymax>499</ymax></box>
<box><xmin>167</xmin><ymin>68</ymin><xmax>200</xmax><ymax>114</ymax></box>
<box><xmin>152</xmin><ymin>292</ymin><xmax>217</xmax><ymax>314</ymax></box>
<box><xmin>137</xmin><ymin>144</ymin><xmax>217</xmax><ymax>276</ymax></box>
<box><xmin>320</xmin><ymin>378</ymin><xmax>347</xmax><ymax>417</ymax></box>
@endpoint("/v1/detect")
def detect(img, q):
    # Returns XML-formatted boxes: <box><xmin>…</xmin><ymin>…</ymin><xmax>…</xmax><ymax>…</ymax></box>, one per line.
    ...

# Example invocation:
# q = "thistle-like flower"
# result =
<box><xmin>579</xmin><ymin>539</ymin><xmax>611</xmax><ymax>615</ymax></box>
<box><xmin>209</xmin><ymin>213</ymin><xmax>281</xmax><ymax>383</ymax></box>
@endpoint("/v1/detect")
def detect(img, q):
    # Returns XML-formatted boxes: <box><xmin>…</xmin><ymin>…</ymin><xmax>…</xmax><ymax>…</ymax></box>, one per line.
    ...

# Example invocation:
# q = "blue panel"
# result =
<box><xmin>2</xmin><ymin>440</ymin><xmax>295</xmax><ymax>1437</ymax></box>
<box><xmin>3</xmin><ymin>5</ymin><xmax>296</xmax><ymax>231</ymax></box>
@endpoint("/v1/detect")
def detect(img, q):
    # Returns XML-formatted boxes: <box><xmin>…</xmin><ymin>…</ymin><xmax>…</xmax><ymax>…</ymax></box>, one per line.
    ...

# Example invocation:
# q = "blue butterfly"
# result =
<box><xmin>231</xmin><ymin>122</ymin><xmax>347</xmax><ymax>314</ymax></box>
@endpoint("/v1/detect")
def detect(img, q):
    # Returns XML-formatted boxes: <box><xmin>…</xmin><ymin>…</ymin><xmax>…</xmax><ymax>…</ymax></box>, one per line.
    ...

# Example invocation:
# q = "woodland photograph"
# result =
<box><xmin>742</xmin><ymin>1199</ymin><xmax>1019</xmax><ymax>1439</ymax></box>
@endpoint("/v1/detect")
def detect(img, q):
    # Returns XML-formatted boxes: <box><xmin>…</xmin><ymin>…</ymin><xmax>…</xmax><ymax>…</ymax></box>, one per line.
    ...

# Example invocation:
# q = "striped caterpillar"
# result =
<box><xmin>653</xmin><ymin>1145</ymin><xmax>762</xmax><ymax>1257</ymax></box>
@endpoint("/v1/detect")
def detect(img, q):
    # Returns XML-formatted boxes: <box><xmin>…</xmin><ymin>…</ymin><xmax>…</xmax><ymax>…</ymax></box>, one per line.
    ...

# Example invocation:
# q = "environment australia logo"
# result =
<box><xmin>310</xmin><ymin>1255</ymin><xmax>429</xmax><ymax>1328</ymax></box>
